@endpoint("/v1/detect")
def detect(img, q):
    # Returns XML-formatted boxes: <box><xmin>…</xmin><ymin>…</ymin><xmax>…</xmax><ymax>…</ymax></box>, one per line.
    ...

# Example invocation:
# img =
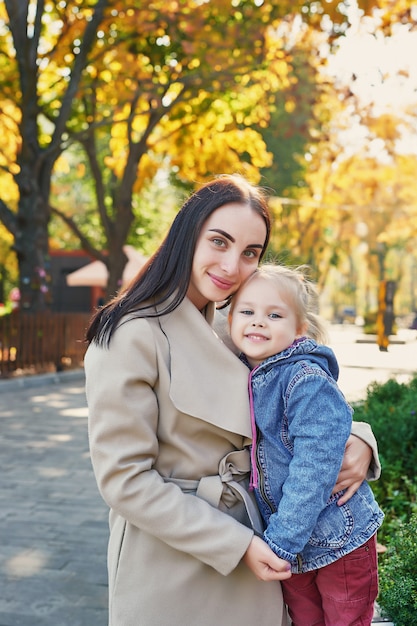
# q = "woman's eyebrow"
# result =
<box><xmin>208</xmin><ymin>229</ymin><xmax>263</xmax><ymax>249</ymax></box>
<box><xmin>209</xmin><ymin>228</ymin><xmax>235</xmax><ymax>242</ymax></box>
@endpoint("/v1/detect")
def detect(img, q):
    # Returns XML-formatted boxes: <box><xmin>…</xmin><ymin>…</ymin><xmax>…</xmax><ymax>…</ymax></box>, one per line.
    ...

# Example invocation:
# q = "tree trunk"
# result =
<box><xmin>2</xmin><ymin>0</ymin><xmax>108</xmax><ymax>312</ymax></box>
<box><xmin>14</xmin><ymin>159</ymin><xmax>51</xmax><ymax>311</ymax></box>
<box><xmin>106</xmin><ymin>247</ymin><xmax>128</xmax><ymax>301</ymax></box>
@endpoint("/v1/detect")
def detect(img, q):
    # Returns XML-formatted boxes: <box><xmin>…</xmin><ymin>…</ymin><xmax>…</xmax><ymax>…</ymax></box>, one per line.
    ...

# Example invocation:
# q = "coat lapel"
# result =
<box><xmin>158</xmin><ymin>298</ymin><xmax>252</xmax><ymax>439</ymax></box>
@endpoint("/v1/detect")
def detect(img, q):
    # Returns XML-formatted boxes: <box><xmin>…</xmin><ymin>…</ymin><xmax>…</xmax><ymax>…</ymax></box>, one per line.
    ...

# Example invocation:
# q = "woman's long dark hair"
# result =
<box><xmin>86</xmin><ymin>174</ymin><xmax>272</xmax><ymax>346</ymax></box>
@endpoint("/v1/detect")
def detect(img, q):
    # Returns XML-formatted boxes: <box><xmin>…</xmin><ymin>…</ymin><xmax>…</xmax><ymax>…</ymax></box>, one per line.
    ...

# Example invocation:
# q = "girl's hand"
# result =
<box><xmin>334</xmin><ymin>434</ymin><xmax>372</xmax><ymax>505</ymax></box>
<box><xmin>243</xmin><ymin>536</ymin><xmax>292</xmax><ymax>581</ymax></box>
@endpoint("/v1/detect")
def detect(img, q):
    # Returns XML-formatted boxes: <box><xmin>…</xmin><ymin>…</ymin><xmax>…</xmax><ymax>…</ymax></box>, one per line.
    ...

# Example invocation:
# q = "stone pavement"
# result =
<box><xmin>0</xmin><ymin>370</ymin><xmax>108</xmax><ymax>626</ymax></box>
<box><xmin>1</xmin><ymin>325</ymin><xmax>415</xmax><ymax>625</ymax></box>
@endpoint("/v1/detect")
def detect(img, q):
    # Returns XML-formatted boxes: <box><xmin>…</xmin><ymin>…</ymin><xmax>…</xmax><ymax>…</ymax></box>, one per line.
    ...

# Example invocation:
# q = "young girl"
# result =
<box><xmin>229</xmin><ymin>263</ymin><xmax>384</xmax><ymax>626</ymax></box>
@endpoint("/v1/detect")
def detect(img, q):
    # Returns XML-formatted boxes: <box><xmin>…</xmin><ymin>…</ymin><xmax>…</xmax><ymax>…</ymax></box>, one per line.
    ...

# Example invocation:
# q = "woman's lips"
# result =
<box><xmin>208</xmin><ymin>273</ymin><xmax>235</xmax><ymax>291</ymax></box>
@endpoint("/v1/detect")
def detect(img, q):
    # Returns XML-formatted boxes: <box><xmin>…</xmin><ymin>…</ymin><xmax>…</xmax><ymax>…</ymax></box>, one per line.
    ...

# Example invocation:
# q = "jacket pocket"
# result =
<box><xmin>307</xmin><ymin>496</ymin><xmax>354</xmax><ymax>549</ymax></box>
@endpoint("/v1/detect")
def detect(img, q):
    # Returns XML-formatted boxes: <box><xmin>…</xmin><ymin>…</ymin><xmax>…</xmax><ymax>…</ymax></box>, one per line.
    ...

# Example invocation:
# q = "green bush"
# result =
<box><xmin>377</xmin><ymin>513</ymin><xmax>417</xmax><ymax>625</ymax></box>
<box><xmin>349</xmin><ymin>376</ymin><xmax>417</xmax><ymax>623</ymax></box>
<box><xmin>352</xmin><ymin>375</ymin><xmax>417</xmax><ymax>545</ymax></box>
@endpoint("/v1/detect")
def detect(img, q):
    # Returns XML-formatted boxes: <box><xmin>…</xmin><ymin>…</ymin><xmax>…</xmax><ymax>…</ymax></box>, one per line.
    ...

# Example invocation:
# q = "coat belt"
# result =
<box><xmin>164</xmin><ymin>449</ymin><xmax>263</xmax><ymax>534</ymax></box>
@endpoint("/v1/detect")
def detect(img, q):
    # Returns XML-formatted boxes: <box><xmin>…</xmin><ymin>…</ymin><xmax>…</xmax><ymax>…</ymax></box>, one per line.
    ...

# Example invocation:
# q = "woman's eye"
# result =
<box><xmin>212</xmin><ymin>237</ymin><xmax>226</xmax><ymax>247</ymax></box>
<box><xmin>243</xmin><ymin>249</ymin><xmax>258</xmax><ymax>259</ymax></box>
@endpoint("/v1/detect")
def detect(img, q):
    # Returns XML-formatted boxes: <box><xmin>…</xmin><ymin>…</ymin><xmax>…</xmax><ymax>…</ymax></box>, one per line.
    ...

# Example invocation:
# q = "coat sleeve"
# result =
<box><xmin>351</xmin><ymin>420</ymin><xmax>381</xmax><ymax>480</ymax></box>
<box><xmin>85</xmin><ymin>319</ymin><xmax>253</xmax><ymax>576</ymax></box>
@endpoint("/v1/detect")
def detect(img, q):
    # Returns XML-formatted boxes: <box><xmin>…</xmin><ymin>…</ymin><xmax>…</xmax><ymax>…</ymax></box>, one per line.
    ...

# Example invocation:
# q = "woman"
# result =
<box><xmin>85</xmin><ymin>175</ymin><xmax>379</xmax><ymax>626</ymax></box>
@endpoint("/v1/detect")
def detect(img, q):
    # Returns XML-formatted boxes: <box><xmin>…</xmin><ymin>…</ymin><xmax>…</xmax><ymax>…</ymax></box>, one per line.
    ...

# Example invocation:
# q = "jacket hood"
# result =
<box><xmin>245</xmin><ymin>337</ymin><xmax>340</xmax><ymax>381</ymax></box>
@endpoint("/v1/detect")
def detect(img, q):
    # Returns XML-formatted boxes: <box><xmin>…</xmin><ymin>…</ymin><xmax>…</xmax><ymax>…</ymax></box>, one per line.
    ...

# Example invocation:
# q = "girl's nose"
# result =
<box><xmin>251</xmin><ymin>319</ymin><xmax>265</xmax><ymax>327</ymax></box>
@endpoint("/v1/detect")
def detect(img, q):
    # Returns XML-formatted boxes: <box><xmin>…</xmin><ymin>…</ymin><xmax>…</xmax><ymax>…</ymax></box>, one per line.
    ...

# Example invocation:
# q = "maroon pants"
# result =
<box><xmin>281</xmin><ymin>535</ymin><xmax>378</xmax><ymax>626</ymax></box>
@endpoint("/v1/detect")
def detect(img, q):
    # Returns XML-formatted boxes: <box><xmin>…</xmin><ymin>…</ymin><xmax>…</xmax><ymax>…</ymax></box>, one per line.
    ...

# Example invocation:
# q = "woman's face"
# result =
<box><xmin>187</xmin><ymin>202</ymin><xmax>267</xmax><ymax>310</ymax></box>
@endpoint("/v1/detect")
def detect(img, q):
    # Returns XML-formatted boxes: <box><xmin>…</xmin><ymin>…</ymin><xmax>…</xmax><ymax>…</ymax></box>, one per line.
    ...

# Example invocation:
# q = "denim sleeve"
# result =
<box><xmin>263</xmin><ymin>368</ymin><xmax>352</xmax><ymax>563</ymax></box>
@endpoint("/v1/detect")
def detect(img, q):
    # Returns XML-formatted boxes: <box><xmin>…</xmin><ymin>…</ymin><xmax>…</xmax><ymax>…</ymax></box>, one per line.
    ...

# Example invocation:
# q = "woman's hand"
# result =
<box><xmin>333</xmin><ymin>434</ymin><xmax>372</xmax><ymax>505</ymax></box>
<box><xmin>243</xmin><ymin>536</ymin><xmax>292</xmax><ymax>581</ymax></box>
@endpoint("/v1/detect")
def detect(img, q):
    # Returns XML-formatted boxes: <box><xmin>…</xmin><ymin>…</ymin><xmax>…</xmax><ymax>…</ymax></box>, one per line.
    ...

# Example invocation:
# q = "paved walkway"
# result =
<box><xmin>1</xmin><ymin>326</ymin><xmax>415</xmax><ymax>625</ymax></box>
<box><xmin>0</xmin><ymin>370</ymin><xmax>108</xmax><ymax>626</ymax></box>
<box><xmin>329</xmin><ymin>325</ymin><xmax>416</xmax><ymax>405</ymax></box>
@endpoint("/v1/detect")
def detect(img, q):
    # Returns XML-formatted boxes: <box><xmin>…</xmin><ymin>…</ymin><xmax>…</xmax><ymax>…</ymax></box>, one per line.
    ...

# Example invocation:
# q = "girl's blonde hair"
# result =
<box><xmin>233</xmin><ymin>263</ymin><xmax>329</xmax><ymax>344</ymax></box>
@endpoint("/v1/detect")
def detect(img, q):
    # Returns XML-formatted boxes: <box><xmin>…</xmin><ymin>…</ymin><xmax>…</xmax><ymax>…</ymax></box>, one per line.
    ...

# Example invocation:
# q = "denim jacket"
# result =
<box><xmin>245</xmin><ymin>337</ymin><xmax>384</xmax><ymax>574</ymax></box>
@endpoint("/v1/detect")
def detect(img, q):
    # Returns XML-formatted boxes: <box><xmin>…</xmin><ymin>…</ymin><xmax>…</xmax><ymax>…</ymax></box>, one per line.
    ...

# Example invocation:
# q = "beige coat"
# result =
<box><xmin>85</xmin><ymin>298</ymin><xmax>289</xmax><ymax>626</ymax></box>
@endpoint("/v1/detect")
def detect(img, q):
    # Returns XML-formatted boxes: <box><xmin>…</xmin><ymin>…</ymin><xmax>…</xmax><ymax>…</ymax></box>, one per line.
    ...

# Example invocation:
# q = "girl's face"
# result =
<box><xmin>187</xmin><ymin>203</ymin><xmax>267</xmax><ymax>310</ymax></box>
<box><xmin>230</xmin><ymin>277</ymin><xmax>304</xmax><ymax>368</ymax></box>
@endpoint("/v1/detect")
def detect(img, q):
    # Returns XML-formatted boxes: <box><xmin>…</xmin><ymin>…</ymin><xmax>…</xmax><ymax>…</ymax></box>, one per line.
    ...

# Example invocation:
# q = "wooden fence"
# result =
<box><xmin>0</xmin><ymin>312</ymin><xmax>91</xmax><ymax>378</ymax></box>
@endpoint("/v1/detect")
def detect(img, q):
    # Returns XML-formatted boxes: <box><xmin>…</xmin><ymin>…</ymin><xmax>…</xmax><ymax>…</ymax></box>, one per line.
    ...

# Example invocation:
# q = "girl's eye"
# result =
<box><xmin>269</xmin><ymin>313</ymin><xmax>281</xmax><ymax>319</ymax></box>
<box><xmin>240</xmin><ymin>309</ymin><xmax>253</xmax><ymax>316</ymax></box>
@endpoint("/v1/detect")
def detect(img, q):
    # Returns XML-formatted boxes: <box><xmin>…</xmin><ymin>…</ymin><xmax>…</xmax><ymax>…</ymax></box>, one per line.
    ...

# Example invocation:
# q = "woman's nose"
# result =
<box><xmin>220</xmin><ymin>251</ymin><xmax>240</xmax><ymax>275</ymax></box>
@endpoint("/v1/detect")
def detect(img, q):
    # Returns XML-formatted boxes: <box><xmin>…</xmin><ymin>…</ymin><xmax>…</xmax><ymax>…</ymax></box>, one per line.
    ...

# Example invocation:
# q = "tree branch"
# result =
<box><xmin>50</xmin><ymin>205</ymin><xmax>107</xmax><ymax>263</ymax></box>
<box><xmin>0</xmin><ymin>199</ymin><xmax>18</xmax><ymax>236</ymax></box>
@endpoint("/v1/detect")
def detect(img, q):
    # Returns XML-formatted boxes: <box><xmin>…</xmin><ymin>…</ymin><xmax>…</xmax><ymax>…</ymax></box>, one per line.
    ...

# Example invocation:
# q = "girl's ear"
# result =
<box><xmin>297</xmin><ymin>321</ymin><xmax>308</xmax><ymax>337</ymax></box>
